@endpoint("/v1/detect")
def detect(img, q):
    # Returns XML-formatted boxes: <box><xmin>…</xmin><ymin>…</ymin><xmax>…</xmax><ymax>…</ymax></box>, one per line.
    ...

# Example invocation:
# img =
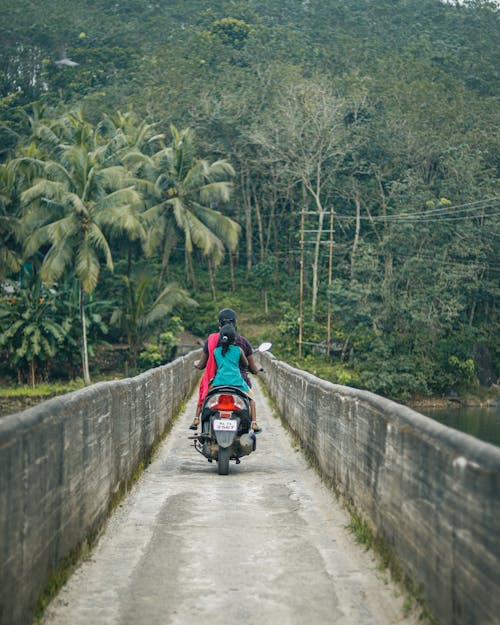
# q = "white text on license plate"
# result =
<box><xmin>214</xmin><ymin>419</ymin><xmax>237</xmax><ymax>432</ymax></box>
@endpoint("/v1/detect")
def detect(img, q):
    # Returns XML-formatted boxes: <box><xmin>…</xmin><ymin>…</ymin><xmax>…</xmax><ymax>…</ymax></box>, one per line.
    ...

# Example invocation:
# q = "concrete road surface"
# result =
<box><xmin>43</xmin><ymin>380</ymin><xmax>420</xmax><ymax>625</ymax></box>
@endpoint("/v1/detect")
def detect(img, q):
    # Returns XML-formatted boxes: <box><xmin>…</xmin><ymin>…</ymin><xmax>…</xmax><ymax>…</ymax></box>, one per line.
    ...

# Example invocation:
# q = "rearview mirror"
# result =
<box><xmin>255</xmin><ymin>342</ymin><xmax>272</xmax><ymax>353</ymax></box>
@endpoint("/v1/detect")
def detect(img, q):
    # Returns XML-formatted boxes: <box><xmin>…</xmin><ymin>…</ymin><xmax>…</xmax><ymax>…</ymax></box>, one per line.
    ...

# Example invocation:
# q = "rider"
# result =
<box><xmin>190</xmin><ymin>308</ymin><xmax>262</xmax><ymax>430</ymax></box>
<box><xmin>210</xmin><ymin>324</ymin><xmax>260</xmax><ymax>432</ymax></box>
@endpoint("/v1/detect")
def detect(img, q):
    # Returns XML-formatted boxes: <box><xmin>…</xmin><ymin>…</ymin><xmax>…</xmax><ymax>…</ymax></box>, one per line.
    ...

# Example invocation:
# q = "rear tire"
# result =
<box><xmin>218</xmin><ymin>447</ymin><xmax>230</xmax><ymax>475</ymax></box>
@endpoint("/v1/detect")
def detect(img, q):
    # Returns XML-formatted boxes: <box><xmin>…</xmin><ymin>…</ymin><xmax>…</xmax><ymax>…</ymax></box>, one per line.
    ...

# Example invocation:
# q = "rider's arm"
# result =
<box><xmin>239</xmin><ymin>348</ymin><xmax>249</xmax><ymax>369</ymax></box>
<box><xmin>239</xmin><ymin>335</ymin><xmax>261</xmax><ymax>374</ymax></box>
<box><xmin>246</xmin><ymin>352</ymin><xmax>264</xmax><ymax>374</ymax></box>
<box><xmin>194</xmin><ymin>341</ymin><xmax>209</xmax><ymax>369</ymax></box>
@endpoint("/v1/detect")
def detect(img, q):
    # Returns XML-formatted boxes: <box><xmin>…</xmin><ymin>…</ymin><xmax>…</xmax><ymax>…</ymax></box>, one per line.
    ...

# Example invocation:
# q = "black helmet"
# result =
<box><xmin>217</xmin><ymin>307</ymin><xmax>237</xmax><ymax>326</ymax></box>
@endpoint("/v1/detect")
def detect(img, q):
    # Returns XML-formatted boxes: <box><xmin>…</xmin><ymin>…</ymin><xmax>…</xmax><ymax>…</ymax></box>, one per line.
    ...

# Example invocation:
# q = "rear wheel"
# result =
<box><xmin>217</xmin><ymin>447</ymin><xmax>230</xmax><ymax>475</ymax></box>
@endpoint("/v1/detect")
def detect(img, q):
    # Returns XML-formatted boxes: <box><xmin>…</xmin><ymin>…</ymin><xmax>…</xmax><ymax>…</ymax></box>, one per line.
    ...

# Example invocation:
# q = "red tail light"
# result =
<box><xmin>207</xmin><ymin>393</ymin><xmax>245</xmax><ymax>412</ymax></box>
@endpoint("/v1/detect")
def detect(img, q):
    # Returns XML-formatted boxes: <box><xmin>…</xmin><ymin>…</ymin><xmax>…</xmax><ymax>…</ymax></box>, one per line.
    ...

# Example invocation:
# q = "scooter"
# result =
<box><xmin>189</xmin><ymin>342</ymin><xmax>271</xmax><ymax>475</ymax></box>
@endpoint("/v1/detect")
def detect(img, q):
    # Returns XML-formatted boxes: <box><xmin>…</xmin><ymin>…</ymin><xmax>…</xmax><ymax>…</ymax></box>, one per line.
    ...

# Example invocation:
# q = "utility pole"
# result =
<box><xmin>327</xmin><ymin>208</ymin><xmax>334</xmax><ymax>358</ymax></box>
<box><xmin>298</xmin><ymin>192</ymin><xmax>305</xmax><ymax>359</ymax></box>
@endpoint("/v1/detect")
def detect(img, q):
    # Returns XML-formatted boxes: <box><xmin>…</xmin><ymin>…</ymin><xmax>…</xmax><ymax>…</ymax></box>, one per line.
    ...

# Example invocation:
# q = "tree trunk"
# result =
<box><xmin>208</xmin><ymin>258</ymin><xmax>217</xmax><ymax>300</ymax></box>
<box><xmin>80</xmin><ymin>283</ymin><xmax>91</xmax><ymax>385</ymax></box>
<box><xmin>229</xmin><ymin>253</ymin><xmax>235</xmax><ymax>292</ymax></box>
<box><xmin>29</xmin><ymin>359</ymin><xmax>36</xmax><ymax>388</ymax></box>
<box><xmin>242</xmin><ymin>170</ymin><xmax>253</xmax><ymax>273</ymax></box>
<box><xmin>158</xmin><ymin>230</ymin><xmax>175</xmax><ymax>293</ymax></box>
<box><xmin>351</xmin><ymin>192</ymin><xmax>361</xmax><ymax>278</ymax></box>
<box><xmin>341</xmin><ymin>335</ymin><xmax>350</xmax><ymax>363</ymax></box>
<box><xmin>251</xmin><ymin>180</ymin><xmax>265</xmax><ymax>263</ymax></box>
<box><xmin>185</xmin><ymin>250</ymin><xmax>197</xmax><ymax>289</ymax></box>
<box><xmin>265</xmin><ymin>173</ymin><xmax>279</xmax><ymax>256</ymax></box>
<box><xmin>127</xmin><ymin>246</ymin><xmax>133</xmax><ymax>279</ymax></box>
<box><xmin>287</xmin><ymin>190</ymin><xmax>296</xmax><ymax>276</ymax></box>
<box><xmin>311</xmin><ymin>208</ymin><xmax>325</xmax><ymax>319</ymax></box>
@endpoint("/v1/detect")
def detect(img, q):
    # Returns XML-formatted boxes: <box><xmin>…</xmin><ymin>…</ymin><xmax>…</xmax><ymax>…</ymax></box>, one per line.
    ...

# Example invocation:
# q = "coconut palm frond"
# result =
<box><xmin>170</xmin><ymin>196</ymin><xmax>188</xmax><ymax>231</ymax></box>
<box><xmin>7</xmin><ymin>156</ymin><xmax>45</xmax><ymax>176</ymax></box>
<box><xmin>87</xmin><ymin>222</ymin><xmax>114</xmax><ymax>270</ymax></box>
<box><xmin>153</xmin><ymin>174</ymin><xmax>170</xmax><ymax>194</ymax></box>
<box><xmin>100</xmin><ymin>204</ymin><xmax>147</xmax><ymax>242</ymax></box>
<box><xmin>135</xmin><ymin>122</ymin><xmax>160</xmax><ymax>148</ymax></box>
<box><xmin>169</xmin><ymin>125</ymin><xmax>181</xmax><ymax>149</ymax></box>
<box><xmin>59</xmin><ymin>144</ymin><xmax>88</xmax><ymax>176</ymax></box>
<box><xmin>23</xmin><ymin>223</ymin><xmax>55</xmax><ymax>258</ymax></box>
<box><xmin>191</xmin><ymin>203</ymin><xmax>241</xmax><ymax>252</ymax></box>
<box><xmin>43</xmin><ymin>159</ymin><xmax>74</xmax><ymax>186</ymax></box>
<box><xmin>97</xmin><ymin>165</ymin><xmax>129</xmax><ymax>189</ymax></box>
<box><xmin>76</xmin><ymin>242</ymin><xmax>101</xmax><ymax>293</ymax></box>
<box><xmin>184</xmin><ymin>210</ymin><xmax>224</xmax><ymax>260</ymax></box>
<box><xmin>170</xmin><ymin>126</ymin><xmax>197</xmax><ymax>177</ymax></box>
<box><xmin>151</xmin><ymin>219</ymin><xmax>177</xmax><ymax>258</ymax></box>
<box><xmin>151</xmin><ymin>147</ymin><xmax>169</xmax><ymax>167</ymax></box>
<box><xmin>40</xmin><ymin>238</ymin><xmax>74</xmax><ymax>285</ymax></box>
<box><xmin>0</xmin><ymin>213</ymin><xmax>19</xmax><ymax>233</ymax></box>
<box><xmin>92</xmin><ymin>142</ymin><xmax>112</xmax><ymax>163</ymax></box>
<box><xmin>0</xmin><ymin>248</ymin><xmax>21</xmax><ymax>277</ymax></box>
<box><xmin>147</xmin><ymin>133</ymin><xmax>165</xmax><ymax>145</ymax></box>
<box><xmin>182</xmin><ymin>162</ymin><xmax>208</xmax><ymax>194</ymax></box>
<box><xmin>100</xmin><ymin>186</ymin><xmax>142</xmax><ymax>212</ymax></box>
<box><xmin>21</xmin><ymin>179</ymin><xmax>66</xmax><ymax>205</ymax></box>
<box><xmin>64</xmin><ymin>192</ymin><xmax>87</xmax><ymax>216</ymax></box>
<box><xmin>208</xmin><ymin>159</ymin><xmax>236</xmax><ymax>180</ymax></box>
<box><xmin>142</xmin><ymin>202</ymin><xmax>169</xmax><ymax>223</ymax></box>
<box><xmin>130</xmin><ymin>178</ymin><xmax>156</xmax><ymax>195</ymax></box>
<box><xmin>146</xmin><ymin>283</ymin><xmax>197</xmax><ymax>325</ymax></box>
<box><xmin>198</xmin><ymin>181</ymin><xmax>233</xmax><ymax>204</ymax></box>
<box><xmin>121</xmin><ymin>149</ymin><xmax>153</xmax><ymax>167</ymax></box>
<box><xmin>35</xmin><ymin>123</ymin><xmax>61</xmax><ymax>149</ymax></box>
<box><xmin>48</xmin><ymin>214</ymin><xmax>79</xmax><ymax>248</ymax></box>
<box><xmin>183</xmin><ymin>220</ymin><xmax>194</xmax><ymax>254</ymax></box>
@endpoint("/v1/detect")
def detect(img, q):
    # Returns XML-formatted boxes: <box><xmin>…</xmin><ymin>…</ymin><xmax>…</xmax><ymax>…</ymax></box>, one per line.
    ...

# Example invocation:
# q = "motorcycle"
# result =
<box><xmin>189</xmin><ymin>342</ymin><xmax>272</xmax><ymax>475</ymax></box>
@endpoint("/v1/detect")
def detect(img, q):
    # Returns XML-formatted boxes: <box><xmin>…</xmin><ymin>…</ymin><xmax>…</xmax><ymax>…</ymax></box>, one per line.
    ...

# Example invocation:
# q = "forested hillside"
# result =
<box><xmin>1</xmin><ymin>0</ymin><xmax>498</xmax><ymax>399</ymax></box>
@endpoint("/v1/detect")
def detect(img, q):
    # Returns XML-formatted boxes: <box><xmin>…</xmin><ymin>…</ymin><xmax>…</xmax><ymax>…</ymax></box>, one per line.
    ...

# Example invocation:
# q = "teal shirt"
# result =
<box><xmin>212</xmin><ymin>345</ymin><xmax>250</xmax><ymax>391</ymax></box>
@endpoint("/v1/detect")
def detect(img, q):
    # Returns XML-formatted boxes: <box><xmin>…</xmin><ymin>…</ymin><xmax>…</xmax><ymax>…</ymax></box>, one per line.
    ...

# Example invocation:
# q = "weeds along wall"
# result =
<box><xmin>0</xmin><ymin>351</ymin><xmax>200</xmax><ymax>625</ymax></box>
<box><xmin>261</xmin><ymin>353</ymin><xmax>500</xmax><ymax>625</ymax></box>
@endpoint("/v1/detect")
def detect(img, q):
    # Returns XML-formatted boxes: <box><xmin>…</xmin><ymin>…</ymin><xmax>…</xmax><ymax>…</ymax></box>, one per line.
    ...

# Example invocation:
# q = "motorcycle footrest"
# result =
<box><xmin>188</xmin><ymin>433</ymin><xmax>211</xmax><ymax>440</ymax></box>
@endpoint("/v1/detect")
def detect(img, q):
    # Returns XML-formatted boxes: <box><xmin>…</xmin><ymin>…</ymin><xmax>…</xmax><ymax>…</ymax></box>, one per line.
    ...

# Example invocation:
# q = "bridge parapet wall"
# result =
<box><xmin>0</xmin><ymin>352</ymin><xmax>200</xmax><ymax>625</ymax></box>
<box><xmin>262</xmin><ymin>352</ymin><xmax>500</xmax><ymax>625</ymax></box>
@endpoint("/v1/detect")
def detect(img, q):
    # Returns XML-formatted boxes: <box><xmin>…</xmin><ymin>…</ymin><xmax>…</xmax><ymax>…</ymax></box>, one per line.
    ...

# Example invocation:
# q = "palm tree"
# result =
<box><xmin>0</xmin><ymin>162</ymin><xmax>22</xmax><ymax>280</ymax></box>
<box><xmin>110</xmin><ymin>272</ymin><xmax>196</xmax><ymax>368</ymax></box>
<box><xmin>98</xmin><ymin>110</ymin><xmax>165</xmax><ymax>277</ymax></box>
<box><xmin>125</xmin><ymin>125</ymin><xmax>241</xmax><ymax>289</ymax></box>
<box><xmin>16</xmin><ymin>111</ymin><xmax>146</xmax><ymax>384</ymax></box>
<box><xmin>99</xmin><ymin>109</ymin><xmax>164</xmax><ymax>154</ymax></box>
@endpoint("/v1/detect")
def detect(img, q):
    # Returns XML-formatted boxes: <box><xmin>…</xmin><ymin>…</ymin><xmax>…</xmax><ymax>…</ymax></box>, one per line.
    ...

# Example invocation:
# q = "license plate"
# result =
<box><xmin>214</xmin><ymin>419</ymin><xmax>237</xmax><ymax>432</ymax></box>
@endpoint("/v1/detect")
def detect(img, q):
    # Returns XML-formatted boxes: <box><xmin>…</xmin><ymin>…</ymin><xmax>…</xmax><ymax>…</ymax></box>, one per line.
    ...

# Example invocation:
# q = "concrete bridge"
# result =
<box><xmin>1</xmin><ymin>351</ymin><xmax>499</xmax><ymax>625</ymax></box>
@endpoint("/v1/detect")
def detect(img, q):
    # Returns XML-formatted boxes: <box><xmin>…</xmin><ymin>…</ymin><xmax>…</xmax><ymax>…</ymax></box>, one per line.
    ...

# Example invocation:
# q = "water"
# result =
<box><xmin>414</xmin><ymin>404</ymin><xmax>500</xmax><ymax>447</ymax></box>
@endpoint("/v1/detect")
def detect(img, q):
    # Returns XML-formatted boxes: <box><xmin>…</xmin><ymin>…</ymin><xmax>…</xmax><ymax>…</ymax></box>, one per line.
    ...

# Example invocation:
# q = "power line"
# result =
<box><xmin>383</xmin><ymin>196</ymin><xmax>500</xmax><ymax>217</ymax></box>
<box><xmin>335</xmin><ymin>210</ymin><xmax>500</xmax><ymax>223</ymax></box>
<box><xmin>394</xmin><ymin>252</ymin><xmax>499</xmax><ymax>270</ymax></box>
<box><xmin>287</xmin><ymin>196</ymin><xmax>500</xmax><ymax>223</ymax></box>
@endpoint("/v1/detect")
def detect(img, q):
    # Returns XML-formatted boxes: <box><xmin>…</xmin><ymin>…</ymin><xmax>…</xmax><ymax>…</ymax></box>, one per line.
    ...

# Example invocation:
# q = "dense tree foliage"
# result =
<box><xmin>0</xmin><ymin>0</ymin><xmax>498</xmax><ymax>399</ymax></box>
